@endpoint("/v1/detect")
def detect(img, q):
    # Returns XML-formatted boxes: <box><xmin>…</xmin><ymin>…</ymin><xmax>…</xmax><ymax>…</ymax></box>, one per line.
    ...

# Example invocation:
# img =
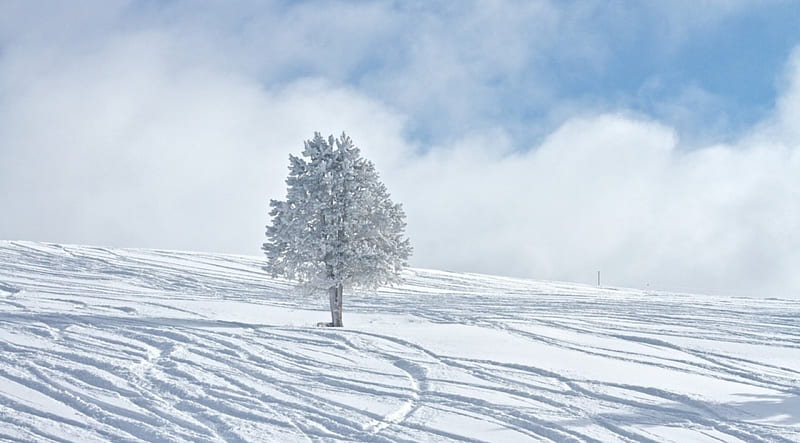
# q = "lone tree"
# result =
<box><xmin>263</xmin><ymin>132</ymin><xmax>412</xmax><ymax>327</ymax></box>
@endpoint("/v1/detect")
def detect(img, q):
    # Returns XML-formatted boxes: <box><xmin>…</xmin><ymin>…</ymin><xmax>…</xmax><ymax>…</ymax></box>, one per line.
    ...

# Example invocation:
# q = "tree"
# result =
<box><xmin>263</xmin><ymin>132</ymin><xmax>412</xmax><ymax>327</ymax></box>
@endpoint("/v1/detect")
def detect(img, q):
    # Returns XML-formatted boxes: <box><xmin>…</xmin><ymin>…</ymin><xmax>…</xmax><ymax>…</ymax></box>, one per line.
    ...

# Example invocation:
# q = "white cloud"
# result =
<box><xmin>390</xmin><ymin>63</ymin><xmax>800</xmax><ymax>297</ymax></box>
<box><xmin>0</xmin><ymin>28</ymin><xmax>412</xmax><ymax>253</ymax></box>
<box><xmin>1</xmin><ymin>1</ymin><xmax>799</xmax><ymax>299</ymax></box>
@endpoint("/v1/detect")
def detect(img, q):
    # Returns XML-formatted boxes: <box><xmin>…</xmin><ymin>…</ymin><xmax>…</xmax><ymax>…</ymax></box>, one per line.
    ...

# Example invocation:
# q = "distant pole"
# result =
<box><xmin>597</xmin><ymin>271</ymin><xmax>600</xmax><ymax>286</ymax></box>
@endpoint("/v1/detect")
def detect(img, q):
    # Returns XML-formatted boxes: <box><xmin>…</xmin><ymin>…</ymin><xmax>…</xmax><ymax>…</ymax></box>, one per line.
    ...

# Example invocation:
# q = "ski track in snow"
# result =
<box><xmin>0</xmin><ymin>240</ymin><xmax>798</xmax><ymax>442</ymax></box>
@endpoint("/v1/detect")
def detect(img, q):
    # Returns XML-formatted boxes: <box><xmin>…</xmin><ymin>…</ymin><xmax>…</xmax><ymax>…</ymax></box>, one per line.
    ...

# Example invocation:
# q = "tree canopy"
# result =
<box><xmin>263</xmin><ymin>132</ymin><xmax>411</xmax><ymax>326</ymax></box>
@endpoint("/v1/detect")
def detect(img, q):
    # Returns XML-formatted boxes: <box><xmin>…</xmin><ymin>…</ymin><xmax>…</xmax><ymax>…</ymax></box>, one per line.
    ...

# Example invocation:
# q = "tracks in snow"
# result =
<box><xmin>1</xmin><ymin>240</ymin><xmax>799</xmax><ymax>442</ymax></box>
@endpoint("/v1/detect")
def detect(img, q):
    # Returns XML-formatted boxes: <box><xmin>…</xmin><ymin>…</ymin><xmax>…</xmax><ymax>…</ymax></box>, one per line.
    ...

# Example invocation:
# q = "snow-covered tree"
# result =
<box><xmin>263</xmin><ymin>132</ymin><xmax>412</xmax><ymax>327</ymax></box>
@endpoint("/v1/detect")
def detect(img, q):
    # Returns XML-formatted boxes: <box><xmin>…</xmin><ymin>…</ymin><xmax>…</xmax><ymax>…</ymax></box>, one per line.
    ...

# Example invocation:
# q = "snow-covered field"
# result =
<box><xmin>0</xmin><ymin>241</ymin><xmax>798</xmax><ymax>442</ymax></box>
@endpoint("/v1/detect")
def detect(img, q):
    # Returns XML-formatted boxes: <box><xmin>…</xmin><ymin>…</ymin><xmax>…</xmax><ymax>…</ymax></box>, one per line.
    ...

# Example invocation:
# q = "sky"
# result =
<box><xmin>2</xmin><ymin>0</ymin><xmax>800</xmax><ymax>298</ymax></box>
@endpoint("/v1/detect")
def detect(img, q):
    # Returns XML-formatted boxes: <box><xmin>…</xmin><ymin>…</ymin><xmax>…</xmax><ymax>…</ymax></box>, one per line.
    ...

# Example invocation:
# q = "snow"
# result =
<box><xmin>0</xmin><ymin>240</ymin><xmax>798</xmax><ymax>442</ymax></box>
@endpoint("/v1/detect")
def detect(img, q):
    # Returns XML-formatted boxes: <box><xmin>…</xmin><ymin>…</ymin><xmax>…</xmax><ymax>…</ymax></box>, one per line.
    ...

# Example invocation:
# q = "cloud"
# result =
<box><xmin>1</xmin><ymin>1</ymin><xmax>799</xmax><ymax>299</ymax></box>
<box><xmin>0</xmin><ymin>26</ymin><xmax>412</xmax><ymax>253</ymax></box>
<box><xmin>389</xmin><ymin>50</ymin><xmax>800</xmax><ymax>298</ymax></box>
<box><xmin>396</xmin><ymin>116</ymin><xmax>799</xmax><ymax>298</ymax></box>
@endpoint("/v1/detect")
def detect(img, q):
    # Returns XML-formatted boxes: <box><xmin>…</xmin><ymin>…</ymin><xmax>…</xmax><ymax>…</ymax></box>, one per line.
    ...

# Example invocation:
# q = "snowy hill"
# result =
<box><xmin>0</xmin><ymin>241</ymin><xmax>798</xmax><ymax>442</ymax></box>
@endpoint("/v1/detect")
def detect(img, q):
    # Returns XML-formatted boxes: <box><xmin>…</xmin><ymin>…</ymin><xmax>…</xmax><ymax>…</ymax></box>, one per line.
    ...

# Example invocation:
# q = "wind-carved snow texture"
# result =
<box><xmin>0</xmin><ymin>241</ymin><xmax>798</xmax><ymax>442</ymax></box>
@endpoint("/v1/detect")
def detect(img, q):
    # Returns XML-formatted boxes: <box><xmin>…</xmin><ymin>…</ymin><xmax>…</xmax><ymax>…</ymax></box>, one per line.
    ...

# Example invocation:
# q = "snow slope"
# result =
<box><xmin>0</xmin><ymin>241</ymin><xmax>798</xmax><ymax>442</ymax></box>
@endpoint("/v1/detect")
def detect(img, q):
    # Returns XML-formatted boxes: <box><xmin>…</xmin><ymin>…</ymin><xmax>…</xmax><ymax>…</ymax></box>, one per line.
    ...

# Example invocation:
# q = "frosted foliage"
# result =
<box><xmin>263</xmin><ymin>132</ymin><xmax>412</xmax><ymax>290</ymax></box>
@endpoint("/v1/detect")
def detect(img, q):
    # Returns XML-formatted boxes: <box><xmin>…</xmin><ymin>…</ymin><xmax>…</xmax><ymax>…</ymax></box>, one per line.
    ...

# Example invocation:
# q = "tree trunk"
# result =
<box><xmin>329</xmin><ymin>286</ymin><xmax>337</xmax><ymax>326</ymax></box>
<box><xmin>335</xmin><ymin>283</ymin><xmax>344</xmax><ymax>327</ymax></box>
<box><xmin>328</xmin><ymin>283</ymin><xmax>344</xmax><ymax>327</ymax></box>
